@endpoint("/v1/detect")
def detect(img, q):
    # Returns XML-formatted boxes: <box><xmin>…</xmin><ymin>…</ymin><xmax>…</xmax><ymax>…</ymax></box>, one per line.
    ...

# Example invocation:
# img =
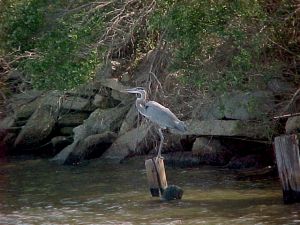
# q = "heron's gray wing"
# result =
<box><xmin>144</xmin><ymin>101</ymin><xmax>180</xmax><ymax>129</ymax></box>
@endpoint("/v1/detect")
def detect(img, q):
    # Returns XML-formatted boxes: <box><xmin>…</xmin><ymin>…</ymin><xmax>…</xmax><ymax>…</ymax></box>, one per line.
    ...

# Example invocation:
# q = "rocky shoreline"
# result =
<box><xmin>2</xmin><ymin>68</ymin><xmax>296</xmax><ymax>171</ymax></box>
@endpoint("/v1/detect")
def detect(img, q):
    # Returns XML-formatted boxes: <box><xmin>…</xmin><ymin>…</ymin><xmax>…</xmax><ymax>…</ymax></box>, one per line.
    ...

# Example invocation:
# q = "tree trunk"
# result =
<box><xmin>145</xmin><ymin>158</ymin><xmax>168</xmax><ymax>197</ymax></box>
<box><xmin>274</xmin><ymin>134</ymin><xmax>300</xmax><ymax>204</ymax></box>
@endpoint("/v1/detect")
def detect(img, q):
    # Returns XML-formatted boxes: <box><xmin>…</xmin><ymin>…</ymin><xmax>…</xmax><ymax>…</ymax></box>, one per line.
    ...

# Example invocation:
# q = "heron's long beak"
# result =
<box><xmin>121</xmin><ymin>88</ymin><xmax>139</xmax><ymax>94</ymax></box>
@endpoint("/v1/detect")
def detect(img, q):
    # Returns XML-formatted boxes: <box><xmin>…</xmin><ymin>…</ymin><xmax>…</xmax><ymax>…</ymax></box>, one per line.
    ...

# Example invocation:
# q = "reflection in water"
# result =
<box><xmin>0</xmin><ymin>157</ymin><xmax>299</xmax><ymax>225</ymax></box>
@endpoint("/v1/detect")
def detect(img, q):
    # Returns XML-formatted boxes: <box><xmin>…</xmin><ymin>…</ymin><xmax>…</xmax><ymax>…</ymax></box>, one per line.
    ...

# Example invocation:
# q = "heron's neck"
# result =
<box><xmin>136</xmin><ymin>97</ymin><xmax>147</xmax><ymax>115</ymax></box>
<box><xmin>140</xmin><ymin>90</ymin><xmax>146</xmax><ymax>100</ymax></box>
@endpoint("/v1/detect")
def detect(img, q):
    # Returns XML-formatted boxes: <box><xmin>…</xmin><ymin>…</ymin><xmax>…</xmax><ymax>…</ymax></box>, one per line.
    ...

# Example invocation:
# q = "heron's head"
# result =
<box><xmin>122</xmin><ymin>87</ymin><xmax>147</xmax><ymax>100</ymax></box>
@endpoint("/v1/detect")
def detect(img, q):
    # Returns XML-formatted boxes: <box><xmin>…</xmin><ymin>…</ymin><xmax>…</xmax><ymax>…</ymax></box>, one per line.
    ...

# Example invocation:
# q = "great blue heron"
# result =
<box><xmin>122</xmin><ymin>87</ymin><xmax>187</xmax><ymax>158</ymax></box>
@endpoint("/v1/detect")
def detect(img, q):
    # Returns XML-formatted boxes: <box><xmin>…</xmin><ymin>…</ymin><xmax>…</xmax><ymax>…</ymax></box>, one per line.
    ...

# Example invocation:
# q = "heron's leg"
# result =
<box><xmin>157</xmin><ymin>128</ymin><xmax>164</xmax><ymax>159</ymax></box>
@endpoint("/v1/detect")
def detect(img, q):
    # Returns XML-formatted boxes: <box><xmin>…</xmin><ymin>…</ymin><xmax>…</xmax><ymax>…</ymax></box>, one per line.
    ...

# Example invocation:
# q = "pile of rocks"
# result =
<box><xmin>1</xmin><ymin>70</ymin><xmax>292</xmax><ymax>169</ymax></box>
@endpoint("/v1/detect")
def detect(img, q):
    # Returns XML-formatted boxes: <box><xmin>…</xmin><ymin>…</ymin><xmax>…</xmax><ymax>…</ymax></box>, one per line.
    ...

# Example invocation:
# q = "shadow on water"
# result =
<box><xmin>0</xmin><ymin>157</ymin><xmax>300</xmax><ymax>224</ymax></box>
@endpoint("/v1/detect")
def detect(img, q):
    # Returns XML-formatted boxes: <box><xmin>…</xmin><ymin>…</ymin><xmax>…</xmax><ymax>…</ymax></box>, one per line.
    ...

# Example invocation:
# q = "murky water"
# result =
<box><xmin>0</xmin><ymin>157</ymin><xmax>299</xmax><ymax>225</ymax></box>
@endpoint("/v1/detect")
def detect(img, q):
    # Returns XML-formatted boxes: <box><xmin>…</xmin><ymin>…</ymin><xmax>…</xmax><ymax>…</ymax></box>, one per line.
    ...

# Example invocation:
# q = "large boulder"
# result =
<box><xmin>192</xmin><ymin>137</ymin><xmax>222</xmax><ymax>155</ymax></box>
<box><xmin>52</xmin><ymin>106</ymin><xmax>129</xmax><ymax>164</ymax></box>
<box><xmin>101</xmin><ymin>124</ymin><xmax>153</xmax><ymax>162</ymax></box>
<box><xmin>9</xmin><ymin>90</ymin><xmax>44</xmax><ymax>111</ymax></box>
<box><xmin>192</xmin><ymin>137</ymin><xmax>231</xmax><ymax>165</ymax></box>
<box><xmin>267</xmin><ymin>79</ymin><xmax>294</xmax><ymax>95</ymax></box>
<box><xmin>164</xmin><ymin>152</ymin><xmax>201</xmax><ymax>168</ymax></box>
<box><xmin>158</xmin><ymin>132</ymin><xmax>186</xmax><ymax>154</ymax></box>
<box><xmin>13</xmin><ymin>98</ymin><xmax>41</xmax><ymax>121</ymax></box>
<box><xmin>64</xmin><ymin>132</ymin><xmax>117</xmax><ymax>165</ymax></box>
<box><xmin>0</xmin><ymin>116</ymin><xmax>15</xmax><ymax>132</ymax></box>
<box><xmin>51</xmin><ymin>136</ymin><xmax>73</xmax><ymax>154</ymax></box>
<box><xmin>56</xmin><ymin>112</ymin><xmax>90</xmax><ymax>127</ymax></box>
<box><xmin>92</xmin><ymin>94</ymin><xmax>115</xmax><ymax>108</ymax></box>
<box><xmin>119</xmin><ymin>105</ymin><xmax>138</xmax><ymax>135</ymax></box>
<box><xmin>9</xmin><ymin>90</ymin><xmax>44</xmax><ymax>120</ymax></box>
<box><xmin>98</xmin><ymin>78</ymin><xmax>133</xmax><ymax>102</ymax></box>
<box><xmin>197</xmin><ymin>91</ymin><xmax>274</xmax><ymax>120</ymax></box>
<box><xmin>74</xmin><ymin>106</ymin><xmax>130</xmax><ymax>139</ymax></box>
<box><xmin>14</xmin><ymin>106</ymin><xmax>56</xmax><ymax>148</ymax></box>
<box><xmin>66</xmin><ymin>81</ymin><xmax>103</xmax><ymax>98</ymax></box>
<box><xmin>58</xmin><ymin>127</ymin><xmax>74</xmax><ymax>136</ymax></box>
<box><xmin>285</xmin><ymin>116</ymin><xmax>300</xmax><ymax>134</ymax></box>
<box><xmin>98</xmin><ymin>78</ymin><xmax>129</xmax><ymax>92</ymax></box>
<box><xmin>10</xmin><ymin>90</ymin><xmax>93</xmax><ymax>123</ymax></box>
<box><xmin>180</xmin><ymin>119</ymin><xmax>269</xmax><ymax>139</ymax></box>
<box><xmin>0</xmin><ymin>117</ymin><xmax>15</xmax><ymax>143</ymax></box>
<box><xmin>41</xmin><ymin>90</ymin><xmax>94</xmax><ymax>112</ymax></box>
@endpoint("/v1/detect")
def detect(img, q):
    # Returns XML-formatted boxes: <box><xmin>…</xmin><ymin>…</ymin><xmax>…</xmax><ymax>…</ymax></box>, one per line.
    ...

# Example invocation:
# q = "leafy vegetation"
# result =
<box><xmin>150</xmin><ymin>0</ymin><xmax>281</xmax><ymax>93</ymax></box>
<box><xmin>0</xmin><ymin>0</ymin><xmax>45</xmax><ymax>52</ymax></box>
<box><xmin>0</xmin><ymin>0</ymin><xmax>298</xmax><ymax>92</ymax></box>
<box><xmin>0</xmin><ymin>0</ymin><xmax>103</xmax><ymax>90</ymax></box>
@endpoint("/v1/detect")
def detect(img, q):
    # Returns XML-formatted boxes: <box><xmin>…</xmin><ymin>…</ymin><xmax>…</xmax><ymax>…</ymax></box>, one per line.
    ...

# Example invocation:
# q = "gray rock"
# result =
<box><xmin>3</xmin><ymin>133</ymin><xmax>16</xmax><ymax>146</ymax></box>
<box><xmin>7</xmin><ymin>69</ymin><xmax>23</xmax><ymax>81</ymax></box>
<box><xmin>92</xmin><ymin>94</ymin><xmax>106</xmax><ymax>107</ymax></box>
<box><xmin>119</xmin><ymin>105</ymin><xmax>138</xmax><ymax>135</ymax></box>
<box><xmin>52</xmin><ymin>142</ymin><xmax>76</xmax><ymax>164</ymax></box>
<box><xmin>66</xmin><ymin>81</ymin><xmax>102</xmax><ymax>98</ymax></box>
<box><xmin>57</xmin><ymin>113</ymin><xmax>89</xmax><ymax>127</ymax></box>
<box><xmin>64</xmin><ymin>132</ymin><xmax>117</xmax><ymax>165</ymax></box>
<box><xmin>99</xmin><ymin>78</ymin><xmax>130</xmax><ymax>92</ymax></box>
<box><xmin>51</xmin><ymin>136</ymin><xmax>72</xmax><ymax>152</ymax></box>
<box><xmin>14</xmin><ymin>98</ymin><xmax>40</xmax><ymax>120</ymax></box>
<box><xmin>285</xmin><ymin>116</ymin><xmax>300</xmax><ymax>134</ymax></box>
<box><xmin>162</xmin><ymin>185</ymin><xmax>183</xmax><ymax>201</ymax></box>
<box><xmin>102</xmin><ymin>124</ymin><xmax>153</xmax><ymax>162</ymax></box>
<box><xmin>97</xmin><ymin>78</ymin><xmax>134</xmax><ymax>102</ymax></box>
<box><xmin>52</xmin><ymin>106</ymin><xmax>129</xmax><ymax>164</ymax></box>
<box><xmin>197</xmin><ymin>91</ymin><xmax>274</xmax><ymax>120</ymax></box>
<box><xmin>0</xmin><ymin>117</ymin><xmax>15</xmax><ymax>145</ymax></box>
<box><xmin>59</xmin><ymin>127</ymin><xmax>74</xmax><ymax>136</ymax></box>
<box><xmin>0</xmin><ymin>116</ymin><xmax>15</xmax><ymax>131</ymax></box>
<box><xmin>181</xmin><ymin>119</ymin><xmax>269</xmax><ymax>138</ymax></box>
<box><xmin>111</xmin><ymin>89</ymin><xmax>132</xmax><ymax>102</ymax></box>
<box><xmin>42</xmin><ymin>91</ymin><xmax>92</xmax><ymax>112</ymax></box>
<box><xmin>192</xmin><ymin>137</ymin><xmax>230</xmax><ymax>165</ymax></box>
<box><xmin>78</xmin><ymin>106</ymin><xmax>129</xmax><ymax>138</ymax></box>
<box><xmin>164</xmin><ymin>152</ymin><xmax>201</xmax><ymax>168</ymax></box>
<box><xmin>10</xmin><ymin>90</ymin><xmax>44</xmax><ymax>112</ymax></box>
<box><xmin>92</xmin><ymin>94</ymin><xmax>121</xmax><ymax>109</ymax></box>
<box><xmin>267</xmin><ymin>79</ymin><xmax>294</xmax><ymax>95</ymax></box>
<box><xmin>95</xmin><ymin>62</ymin><xmax>113</xmax><ymax>79</ymax></box>
<box><xmin>14</xmin><ymin>106</ymin><xmax>56</xmax><ymax>147</ymax></box>
<box><xmin>192</xmin><ymin>137</ymin><xmax>222</xmax><ymax>155</ymax></box>
<box><xmin>162</xmin><ymin>133</ymin><xmax>185</xmax><ymax>153</ymax></box>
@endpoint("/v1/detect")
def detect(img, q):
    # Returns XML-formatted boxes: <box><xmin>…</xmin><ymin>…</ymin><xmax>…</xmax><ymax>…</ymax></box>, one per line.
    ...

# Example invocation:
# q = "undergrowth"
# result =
<box><xmin>0</xmin><ymin>0</ymin><xmax>298</xmax><ymax>93</ymax></box>
<box><xmin>0</xmin><ymin>0</ymin><xmax>104</xmax><ymax>90</ymax></box>
<box><xmin>150</xmin><ymin>0</ymin><xmax>286</xmax><ymax>94</ymax></box>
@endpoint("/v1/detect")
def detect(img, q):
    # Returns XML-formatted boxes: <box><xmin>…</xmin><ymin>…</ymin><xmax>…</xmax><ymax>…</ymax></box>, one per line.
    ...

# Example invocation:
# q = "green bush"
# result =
<box><xmin>0</xmin><ymin>0</ymin><xmax>104</xmax><ymax>90</ymax></box>
<box><xmin>151</xmin><ymin>0</ymin><xmax>276</xmax><ymax>93</ymax></box>
<box><xmin>0</xmin><ymin>0</ymin><xmax>46</xmax><ymax>52</ymax></box>
<box><xmin>0</xmin><ymin>0</ymin><xmax>295</xmax><ymax>92</ymax></box>
<box><xmin>20</xmin><ymin>10</ymin><xmax>104</xmax><ymax>90</ymax></box>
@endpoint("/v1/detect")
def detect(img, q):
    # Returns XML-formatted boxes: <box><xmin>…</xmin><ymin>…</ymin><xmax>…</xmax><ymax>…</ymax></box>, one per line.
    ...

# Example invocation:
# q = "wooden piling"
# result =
<box><xmin>274</xmin><ymin>134</ymin><xmax>300</xmax><ymax>204</ymax></box>
<box><xmin>145</xmin><ymin>158</ymin><xmax>168</xmax><ymax>197</ymax></box>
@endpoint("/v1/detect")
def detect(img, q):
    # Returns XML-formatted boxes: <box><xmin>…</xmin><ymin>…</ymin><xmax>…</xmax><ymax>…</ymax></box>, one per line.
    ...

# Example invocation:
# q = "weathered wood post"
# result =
<box><xmin>274</xmin><ymin>134</ymin><xmax>300</xmax><ymax>204</ymax></box>
<box><xmin>145</xmin><ymin>157</ymin><xmax>168</xmax><ymax>197</ymax></box>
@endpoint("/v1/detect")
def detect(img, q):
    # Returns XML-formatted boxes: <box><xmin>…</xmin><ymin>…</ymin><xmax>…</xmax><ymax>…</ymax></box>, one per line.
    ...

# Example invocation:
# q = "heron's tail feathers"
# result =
<box><xmin>174</xmin><ymin>121</ymin><xmax>187</xmax><ymax>133</ymax></box>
